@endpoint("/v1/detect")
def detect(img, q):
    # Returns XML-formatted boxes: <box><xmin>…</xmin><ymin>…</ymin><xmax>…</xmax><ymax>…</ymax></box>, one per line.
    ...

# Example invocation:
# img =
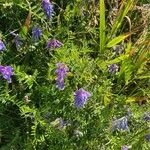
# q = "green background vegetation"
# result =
<box><xmin>0</xmin><ymin>0</ymin><xmax>149</xmax><ymax>149</ymax></box>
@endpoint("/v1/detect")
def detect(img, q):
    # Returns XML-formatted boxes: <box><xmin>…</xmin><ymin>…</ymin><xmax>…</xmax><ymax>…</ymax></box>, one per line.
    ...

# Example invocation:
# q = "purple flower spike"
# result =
<box><xmin>59</xmin><ymin>118</ymin><xmax>65</xmax><ymax>128</ymax></box>
<box><xmin>11</xmin><ymin>32</ymin><xmax>23</xmax><ymax>49</ymax></box>
<box><xmin>0</xmin><ymin>40</ymin><xmax>6</xmax><ymax>51</ymax></box>
<box><xmin>113</xmin><ymin>43</ymin><xmax>124</xmax><ymax>55</ymax></box>
<box><xmin>143</xmin><ymin>112</ymin><xmax>150</xmax><ymax>121</ymax></box>
<box><xmin>32</xmin><ymin>27</ymin><xmax>42</xmax><ymax>42</ymax></box>
<box><xmin>0</xmin><ymin>65</ymin><xmax>14</xmax><ymax>83</ymax></box>
<box><xmin>15</xmin><ymin>36</ymin><xmax>23</xmax><ymax>49</ymax></box>
<box><xmin>145</xmin><ymin>134</ymin><xmax>150</xmax><ymax>142</ymax></box>
<box><xmin>47</xmin><ymin>39</ymin><xmax>62</xmax><ymax>49</ymax></box>
<box><xmin>112</xmin><ymin>116</ymin><xmax>129</xmax><ymax>132</ymax></box>
<box><xmin>55</xmin><ymin>63</ymin><xmax>69</xmax><ymax>90</ymax></box>
<box><xmin>42</xmin><ymin>0</ymin><xmax>53</xmax><ymax>20</ymax></box>
<box><xmin>121</xmin><ymin>145</ymin><xmax>129</xmax><ymax>150</ymax></box>
<box><xmin>108</xmin><ymin>64</ymin><xmax>119</xmax><ymax>74</ymax></box>
<box><xmin>74</xmin><ymin>88</ymin><xmax>91</xmax><ymax>108</ymax></box>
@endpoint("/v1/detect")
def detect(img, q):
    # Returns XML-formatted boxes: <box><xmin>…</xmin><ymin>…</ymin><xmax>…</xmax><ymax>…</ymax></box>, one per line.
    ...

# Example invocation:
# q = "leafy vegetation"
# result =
<box><xmin>0</xmin><ymin>0</ymin><xmax>149</xmax><ymax>149</ymax></box>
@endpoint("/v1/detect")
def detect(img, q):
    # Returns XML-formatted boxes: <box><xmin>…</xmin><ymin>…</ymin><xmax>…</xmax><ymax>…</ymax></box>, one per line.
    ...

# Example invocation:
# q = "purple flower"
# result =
<box><xmin>0</xmin><ymin>40</ymin><xmax>6</xmax><ymax>51</ymax></box>
<box><xmin>42</xmin><ymin>0</ymin><xmax>53</xmax><ymax>20</ymax></box>
<box><xmin>59</xmin><ymin>118</ymin><xmax>65</xmax><ymax>128</ymax></box>
<box><xmin>0</xmin><ymin>65</ymin><xmax>14</xmax><ymax>83</ymax></box>
<box><xmin>32</xmin><ymin>27</ymin><xmax>42</xmax><ymax>42</ymax></box>
<box><xmin>113</xmin><ymin>43</ymin><xmax>124</xmax><ymax>55</ymax></box>
<box><xmin>143</xmin><ymin>112</ymin><xmax>150</xmax><ymax>121</ymax></box>
<box><xmin>11</xmin><ymin>32</ymin><xmax>23</xmax><ymax>49</ymax></box>
<box><xmin>14</xmin><ymin>36</ymin><xmax>23</xmax><ymax>49</ymax></box>
<box><xmin>108</xmin><ymin>64</ymin><xmax>119</xmax><ymax>74</ymax></box>
<box><xmin>74</xmin><ymin>88</ymin><xmax>91</xmax><ymax>108</ymax></box>
<box><xmin>46</xmin><ymin>39</ymin><xmax>62</xmax><ymax>49</ymax></box>
<box><xmin>55</xmin><ymin>63</ymin><xmax>69</xmax><ymax>90</ymax></box>
<box><xmin>121</xmin><ymin>145</ymin><xmax>129</xmax><ymax>150</ymax></box>
<box><xmin>145</xmin><ymin>134</ymin><xmax>150</xmax><ymax>142</ymax></box>
<box><xmin>112</xmin><ymin>116</ymin><xmax>129</xmax><ymax>132</ymax></box>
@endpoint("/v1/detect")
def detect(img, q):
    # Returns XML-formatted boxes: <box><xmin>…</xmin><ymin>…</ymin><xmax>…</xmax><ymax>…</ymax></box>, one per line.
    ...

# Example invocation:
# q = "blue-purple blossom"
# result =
<box><xmin>46</xmin><ymin>39</ymin><xmax>62</xmax><ymax>49</ymax></box>
<box><xmin>58</xmin><ymin>118</ymin><xmax>65</xmax><ymax>128</ymax></box>
<box><xmin>11</xmin><ymin>32</ymin><xmax>23</xmax><ymax>49</ymax></box>
<box><xmin>55</xmin><ymin>63</ymin><xmax>69</xmax><ymax>90</ymax></box>
<box><xmin>15</xmin><ymin>36</ymin><xmax>23</xmax><ymax>49</ymax></box>
<box><xmin>0</xmin><ymin>40</ymin><xmax>6</xmax><ymax>51</ymax></box>
<box><xmin>0</xmin><ymin>65</ymin><xmax>14</xmax><ymax>83</ymax></box>
<box><xmin>42</xmin><ymin>0</ymin><xmax>53</xmax><ymax>20</ymax></box>
<box><xmin>145</xmin><ymin>134</ymin><xmax>150</xmax><ymax>142</ymax></box>
<box><xmin>143</xmin><ymin>112</ymin><xmax>150</xmax><ymax>121</ymax></box>
<box><xmin>108</xmin><ymin>64</ymin><xmax>119</xmax><ymax>74</ymax></box>
<box><xmin>121</xmin><ymin>145</ymin><xmax>129</xmax><ymax>150</ymax></box>
<box><xmin>32</xmin><ymin>27</ymin><xmax>42</xmax><ymax>42</ymax></box>
<box><xmin>111</xmin><ymin>116</ymin><xmax>129</xmax><ymax>132</ymax></box>
<box><xmin>113</xmin><ymin>43</ymin><xmax>124</xmax><ymax>55</ymax></box>
<box><xmin>74</xmin><ymin>88</ymin><xmax>91</xmax><ymax>108</ymax></box>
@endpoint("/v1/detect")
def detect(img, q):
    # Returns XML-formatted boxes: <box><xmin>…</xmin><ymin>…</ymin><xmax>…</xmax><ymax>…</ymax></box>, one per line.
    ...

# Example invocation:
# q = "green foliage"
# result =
<box><xmin>0</xmin><ymin>0</ymin><xmax>150</xmax><ymax>149</ymax></box>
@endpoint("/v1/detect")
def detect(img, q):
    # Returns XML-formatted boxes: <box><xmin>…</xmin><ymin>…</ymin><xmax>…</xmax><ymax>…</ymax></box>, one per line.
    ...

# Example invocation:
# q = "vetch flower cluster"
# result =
<box><xmin>11</xmin><ymin>32</ymin><xmax>23</xmax><ymax>49</ymax></box>
<box><xmin>74</xmin><ymin>88</ymin><xmax>91</xmax><ymax>108</ymax></box>
<box><xmin>32</xmin><ymin>27</ymin><xmax>42</xmax><ymax>42</ymax></box>
<box><xmin>145</xmin><ymin>134</ymin><xmax>150</xmax><ymax>142</ymax></box>
<box><xmin>14</xmin><ymin>35</ymin><xmax>23</xmax><ymax>49</ymax></box>
<box><xmin>143</xmin><ymin>112</ymin><xmax>150</xmax><ymax>121</ymax></box>
<box><xmin>121</xmin><ymin>145</ymin><xmax>129</xmax><ymax>150</ymax></box>
<box><xmin>0</xmin><ymin>65</ymin><xmax>14</xmax><ymax>83</ymax></box>
<box><xmin>55</xmin><ymin>63</ymin><xmax>69</xmax><ymax>90</ymax></box>
<box><xmin>42</xmin><ymin>0</ymin><xmax>53</xmax><ymax>20</ymax></box>
<box><xmin>0</xmin><ymin>40</ymin><xmax>6</xmax><ymax>51</ymax></box>
<box><xmin>55</xmin><ymin>63</ymin><xmax>91</xmax><ymax>108</ymax></box>
<box><xmin>108</xmin><ymin>64</ymin><xmax>119</xmax><ymax>74</ymax></box>
<box><xmin>47</xmin><ymin>39</ymin><xmax>62</xmax><ymax>49</ymax></box>
<box><xmin>113</xmin><ymin>43</ymin><xmax>124</xmax><ymax>55</ymax></box>
<box><xmin>111</xmin><ymin>116</ymin><xmax>129</xmax><ymax>131</ymax></box>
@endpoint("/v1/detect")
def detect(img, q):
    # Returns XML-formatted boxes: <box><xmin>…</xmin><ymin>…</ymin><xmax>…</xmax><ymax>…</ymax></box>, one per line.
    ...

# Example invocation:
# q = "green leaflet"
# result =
<box><xmin>106</xmin><ymin>54</ymin><xmax>129</xmax><ymax>64</ymax></box>
<box><xmin>107</xmin><ymin>33</ymin><xmax>131</xmax><ymax>48</ymax></box>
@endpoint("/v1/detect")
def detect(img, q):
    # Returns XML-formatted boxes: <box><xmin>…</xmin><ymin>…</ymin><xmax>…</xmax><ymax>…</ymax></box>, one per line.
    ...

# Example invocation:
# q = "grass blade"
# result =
<box><xmin>100</xmin><ymin>0</ymin><xmax>106</xmax><ymax>54</ymax></box>
<box><xmin>108</xmin><ymin>0</ymin><xmax>134</xmax><ymax>37</ymax></box>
